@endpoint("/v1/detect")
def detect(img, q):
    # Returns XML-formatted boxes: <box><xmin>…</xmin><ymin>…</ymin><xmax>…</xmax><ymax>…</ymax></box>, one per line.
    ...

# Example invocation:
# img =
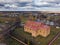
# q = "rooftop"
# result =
<box><xmin>25</xmin><ymin>21</ymin><xmax>50</xmax><ymax>31</ymax></box>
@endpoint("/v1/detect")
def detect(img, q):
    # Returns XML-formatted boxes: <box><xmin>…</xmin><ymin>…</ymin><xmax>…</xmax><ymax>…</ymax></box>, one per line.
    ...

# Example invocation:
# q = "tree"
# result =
<box><xmin>15</xmin><ymin>17</ymin><xmax>21</xmax><ymax>27</ymax></box>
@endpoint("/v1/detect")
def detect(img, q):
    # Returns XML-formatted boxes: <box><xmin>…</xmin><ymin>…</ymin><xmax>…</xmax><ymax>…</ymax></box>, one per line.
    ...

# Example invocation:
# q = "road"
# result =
<box><xmin>9</xmin><ymin>35</ymin><xmax>28</xmax><ymax>45</ymax></box>
<box><xmin>48</xmin><ymin>32</ymin><xmax>60</xmax><ymax>45</ymax></box>
<box><xmin>0</xmin><ymin>21</ymin><xmax>17</xmax><ymax>35</ymax></box>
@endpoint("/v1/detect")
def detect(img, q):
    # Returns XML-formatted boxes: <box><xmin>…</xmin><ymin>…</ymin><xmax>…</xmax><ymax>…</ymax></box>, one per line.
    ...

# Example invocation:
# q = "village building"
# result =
<box><xmin>24</xmin><ymin>21</ymin><xmax>50</xmax><ymax>37</ymax></box>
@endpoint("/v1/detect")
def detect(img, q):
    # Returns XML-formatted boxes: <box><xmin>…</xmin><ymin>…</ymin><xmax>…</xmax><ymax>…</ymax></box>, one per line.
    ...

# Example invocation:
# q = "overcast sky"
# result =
<box><xmin>0</xmin><ymin>0</ymin><xmax>60</xmax><ymax>11</ymax></box>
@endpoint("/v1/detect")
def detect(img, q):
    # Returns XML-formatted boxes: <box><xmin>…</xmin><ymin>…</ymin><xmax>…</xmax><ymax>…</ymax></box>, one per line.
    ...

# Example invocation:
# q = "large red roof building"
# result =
<box><xmin>24</xmin><ymin>21</ymin><xmax>50</xmax><ymax>37</ymax></box>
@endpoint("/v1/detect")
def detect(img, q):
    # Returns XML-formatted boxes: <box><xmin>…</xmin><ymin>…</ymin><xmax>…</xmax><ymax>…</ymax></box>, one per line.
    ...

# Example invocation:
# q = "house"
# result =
<box><xmin>24</xmin><ymin>21</ymin><xmax>50</xmax><ymax>37</ymax></box>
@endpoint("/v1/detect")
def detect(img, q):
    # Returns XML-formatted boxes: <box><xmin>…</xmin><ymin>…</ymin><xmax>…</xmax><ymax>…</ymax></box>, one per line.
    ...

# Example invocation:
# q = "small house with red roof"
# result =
<box><xmin>24</xmin><ymin>21</ymin><xmax>50</xmax><ymax>37</ymax></box>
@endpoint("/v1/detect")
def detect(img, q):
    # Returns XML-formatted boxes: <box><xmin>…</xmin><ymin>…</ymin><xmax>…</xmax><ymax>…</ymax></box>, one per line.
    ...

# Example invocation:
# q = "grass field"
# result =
<box><xmin>11</xmin><ymin>26</ymin><xmax>60</xmax><ymax>45</ymax></box>
<box><xmin>0</xmin><ymin>15</ymin><xmax>60</xmax><ymax>45</ymax></box>
<box><xmin>5</xmin><ymin>36</ymin><xmax>22</xmax><ymax>45</ymax></box>
<box><xmin>52</xmin><ymin>36</ymin><xmax>60</xmax><ymax>45</ymax></box>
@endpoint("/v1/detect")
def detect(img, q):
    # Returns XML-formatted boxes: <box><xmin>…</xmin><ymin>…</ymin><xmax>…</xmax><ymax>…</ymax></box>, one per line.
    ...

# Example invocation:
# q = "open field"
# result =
<box><xmin>0</xmin><ymin>12</ymin><xmax>60</xmax><ymax>45</ymax></box>
<box><xmin>11</xmin><ymin>15</ymin><xmax>60</xmax><ymax>45</ymax></box>
<box><xmin>52</xmin><ymin>35</ymin><xmax>60</xmax><ymax>45</ymax></box>
<box><xmin>5</xmin><ymin>36</ymin><xmax>22</xmax><ymax>45</ymax></box>
<box><xmin>11</xmin><ymin>26</ymin><xmax>60</xmax><ymax>45</ymax></box>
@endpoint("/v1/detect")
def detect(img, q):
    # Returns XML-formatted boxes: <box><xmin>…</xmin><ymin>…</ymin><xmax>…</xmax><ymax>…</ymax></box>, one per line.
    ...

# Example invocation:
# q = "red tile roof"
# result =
<box><xmin>24</xmin><ymin>21</ymin><xmax>50</xmax><ymax>31</ymax></box>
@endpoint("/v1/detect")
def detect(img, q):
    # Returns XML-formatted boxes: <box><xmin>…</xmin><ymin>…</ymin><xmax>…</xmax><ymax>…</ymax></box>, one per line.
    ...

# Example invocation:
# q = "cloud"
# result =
<box><xmin>0</xmin><ymin>0</ymin><xmax>32</xmax><ymax>8</ymax></box>
<box><xmin>33</xmin><ymin>1</ymin><xmax>49</xmax><ymax>6</ymax></box>
<box><xmin>0</xmin><ymin>0</ymin><xmax>16</xmax><ymax>3</ymax></box>
<box><xmin>0</xmin><ymin>0</ymin><xmax>60</xmax><ymax>11</ymax></box>
<box><xmin>17</xmin><ymin>0</ymin><xmax>32</xmax><ymax>2</ymax></box>
<box><xmin>4</xmin><ymin>4</ymin><xmax>18</xmax><ymax>8</ymax></box>
<box><xmin>33</xmin><ymin>0</ymin><xmax>60</xmax><ymax>7</ymax></box>
<box><xmin>0</xmin><ymin>0</ymin><xmax>32</xmax><ymax>3</ymax></box>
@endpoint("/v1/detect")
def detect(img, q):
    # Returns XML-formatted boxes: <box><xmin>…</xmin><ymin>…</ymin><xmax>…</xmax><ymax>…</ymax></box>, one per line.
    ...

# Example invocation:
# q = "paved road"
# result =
<box><xmin>1</xmin><ymin>22</ymin><xmax>17</xmax><ymax>35</ymax></box>
<box><xmin>0</xmin><ymin>43</ymin><xmax>7</xmax><ymax>45</ymax></box>
<box><xmin>48</xmin><ymin>32</ymin><xmax>60</xmax><ymax>45</ymax></box>
<box><xmin>9</xmin><ymin>35</ymin><xmax>28</xmax><ymax>45</ymax></box>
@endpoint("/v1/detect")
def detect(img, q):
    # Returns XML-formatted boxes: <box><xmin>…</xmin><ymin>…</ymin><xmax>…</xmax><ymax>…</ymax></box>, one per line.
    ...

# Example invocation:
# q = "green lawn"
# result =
<box><xmin>12</xmin><ymin>26</ymin><xmax>60</xmax><ymax>45</ymax></box>
<box><xmin>5</xmin><ymin>36</ymin><xmax>22</xmax><ymax>45</ymax></box>
<box><xmin>0</xmin><ymin>15</ymin><xmax>60</xmax><ymax>45</ymax></box>
<box><xmin>21</xmin><ymin>17</ymin><xmax>28</xmax><ymax>23</ymax></box>
<box><xmin>52</xmin><ymin>36</ymin><xmax>60</xmax><ymax>45</ymax></box>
